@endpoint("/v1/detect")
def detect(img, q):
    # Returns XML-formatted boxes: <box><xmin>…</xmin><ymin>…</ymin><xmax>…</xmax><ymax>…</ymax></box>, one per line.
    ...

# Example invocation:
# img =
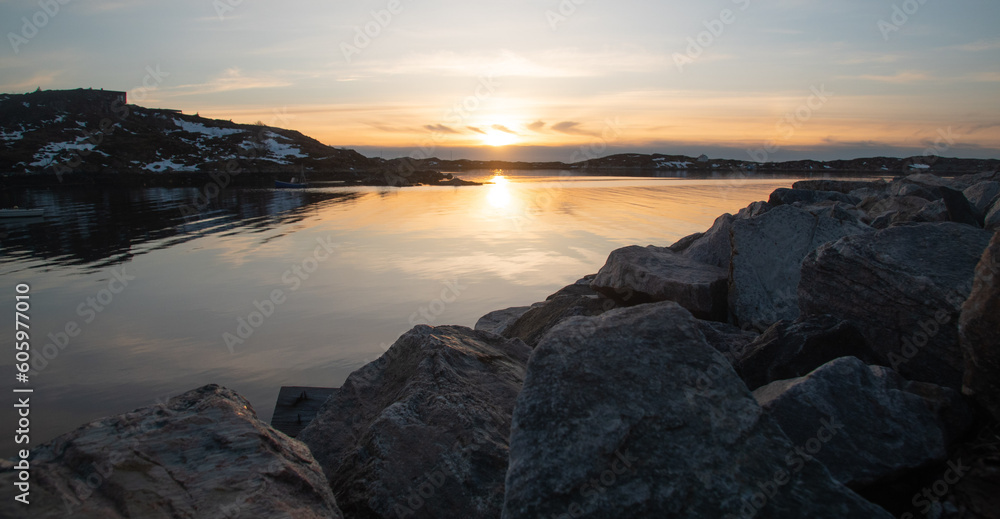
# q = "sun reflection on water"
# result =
<box><xmin>487</xmin><ymin>174</ymin><xmax>512</xmax><ymax>209</ymax></box>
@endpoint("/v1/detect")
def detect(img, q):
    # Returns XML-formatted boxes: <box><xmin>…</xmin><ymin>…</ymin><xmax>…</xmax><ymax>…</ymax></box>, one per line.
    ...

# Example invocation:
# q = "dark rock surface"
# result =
<box><xmin>799</xmin><ymin>222</ymin><xmax>992</xmax><ymax>389</ymax></box>
<box><xmin>963</xmin><ymin>181</ymin><xmax>1000</xmax><ymax>219</ymax></box>
<box><xmin>768</xmin><ymin>187</ymin><xmax>860</xmax><ymax>207</ymax></box>
<box><xmin>0</xmin><ymin>385</ymin><xmax>342</xmax><ymax>519</ymax></box>
<box><xmin>735</xmin><ymin>315</ymin><xmax>876</xmax><ymax>390</ymax></box>
<box><xmin>960</xmin><ymin>231</ymin><xmax>1000</xmax><ymax>421</ymax></box>
<box><xmin>298</xmin><ymin>325</ymin><xmax>530</xmax><ymax>519</ymax></box>
<box><xmin>475</xmin><ymin>306</ymin><xmax>535</xmax><ymax>335</ymax></box>
<box><xmin>503</xmin><ymin>294</ymin><xmax>612</xmax><ymax>347</ymax></box>
<box><xmin>679</xmin><ymin>213</ymin><xmax>735</xmax><ymax>269</ymax></box>
<box><xmin>591</xmin><ymin>245</ymin><xmax>728</xmax><ymax>320</ymax></box>
<box><xmin>940</xmin><ymin>186</ymin><xmax>982</xmax><ymax>227</ymax></box>
<box><xmin>697</xmin><ymin>318</ymin><xmax>760</xmax><ymax>363</ymax></box>
<box><xmin>503</xmin><ymin>302</ymin><xmax>891</xmax><ymax>519</ymax></box>
<box><xmin>793</xmin><ymin>179</ymin><xmax>885</xmax><ymax>194</ymax></box>
<box><xmin>729</xmin><ymin>204</ymin><xmax>871</xmax><ymax>330</ymax></box>
<box><xmin>755</xmin><ymin>357</ymin><xmax>972</xmax><ymax>488</ymax></box>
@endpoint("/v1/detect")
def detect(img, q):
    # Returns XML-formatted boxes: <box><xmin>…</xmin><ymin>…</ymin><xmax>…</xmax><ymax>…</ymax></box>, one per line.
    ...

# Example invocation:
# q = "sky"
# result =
<box><xmin>1</xmin><ymin>0</ymin><xmax>999</xmax><ymax>162</ymax></box>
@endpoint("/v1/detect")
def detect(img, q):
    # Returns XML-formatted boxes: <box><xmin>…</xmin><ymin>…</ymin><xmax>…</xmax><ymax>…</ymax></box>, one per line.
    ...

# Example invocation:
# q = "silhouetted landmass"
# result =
<box><xmin>1</xmin><ymin>88</ymin><xmax>997</xmax><ymax>188</ymax></box>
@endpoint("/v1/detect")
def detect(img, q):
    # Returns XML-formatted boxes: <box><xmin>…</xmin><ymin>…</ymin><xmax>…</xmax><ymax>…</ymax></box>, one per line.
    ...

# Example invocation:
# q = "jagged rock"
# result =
<box><xmin>503</xmin><ymin>302</ymin><xmax>892</xmax><ymax>519</ymax></box>
<box><xmin>986</xmin><ymin>199</ymin><xmax>1000</xmax><ymax>232</ymax></box>
<box><xmin>890</xmin><ymin>182</ymin><xmax>939</xmax><ymax>201</ymax></box>
<box><xmin>940</xmin><ymin>186</ymin><xmax>982</xmax><ymax>227</ymax></box>
<box><xmin>963</xmin><ymin>181</ymin><xmax>1000</xmax><ymax>218</ymax></box>
<box><xmin>735</xmin><ymin>315</ymin><xmax>877</xmax><ymax>390</ymax></box>
<box><xmin>697</xmin><ymin>319</ymin><xmax>759</xmax><ymax>362</ymax></box>
<box><xmin>755</xmin><ymin>357</ymin><xmax>973</xmax><ymax>488</ymax></box>
<box><xmin>736</xmin><ymin>200</ymin><xmax>772</xmax><ymax>219</ymax></box>
<box><xmin>913</xmin><ymin>199</ymin><xmax>950</xmax><ymax>224</ymax></box>
<box><xmin>679</xmin><ymin>213</ymin><xmax>735</xmax><ymax>269</ymax></box>
<box><xmin>799</xmin><ymin>222</ymin><xmax>992</xmax><ymax>389</ymax></box>
<box><xmin>729</xmin><ymin>204</ymin><xmax>871</xmax><ymax>331</ymax></box>
<box><xmin>960</xmin><ymin>231</ymin><xmax>1000</xmax><ymax>421</ymax></box>
<box><xmin>793</xmin><ymin>179</ymin><xmax>885</xmax><ymax>194</ymax></box>
<box><xmin>591</xmin><ymin>245</ymin><xmax>728</xmax><ymax>320</ymax></box>
<box><xmin>0</xmin><ymin>385</ymin><xmax>342</xmax><ymax>519</ymax></box>
<box><xmin>768</xmin><ymin>188</ymin><xmax>860</xmax><ymax>207</ymax></box>
<box><xmin>861</xmin><ymin>195</ymin><xmax>930</xmax><ymax>227</ymax></box>
<box><xmin>668</xmin><ymin>231</ymin><xmax>704</xmax><ymax>253</ymax></box>
<box><xmin>476</xmin><ymin>306</ymin><xmax>535</xmax><ymax>335</ymax></box>
<box><xmin>298</xmin><ymin>325</ymin><xmax>530</xmax><ymax>519</ymax></box>
<box><xmin>545</xmin><ymin>274</ymin><xmax>599</xmax><ymax>300</ymax></box>
<box><xmin>800</xmin><ymin>201</ymin><xmax>868</xmax><ymax>225</ymax></box>
<box><xmin>503</xmin><ymin>294</ymin><xmax>612</xmax><ymax>347</ymax></box>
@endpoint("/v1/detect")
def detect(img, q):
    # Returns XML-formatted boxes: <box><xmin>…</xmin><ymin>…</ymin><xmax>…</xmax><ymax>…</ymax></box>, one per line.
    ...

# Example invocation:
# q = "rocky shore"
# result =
<box><xmin>3</xmin><ymin>172</ymin><xmax>999</xmax><ymax>518</ymax></box>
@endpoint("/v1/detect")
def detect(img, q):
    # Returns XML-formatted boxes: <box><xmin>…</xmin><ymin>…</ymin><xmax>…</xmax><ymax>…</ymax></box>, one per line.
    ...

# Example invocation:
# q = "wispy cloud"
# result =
<box><xmin>492</xmin><ymin>124</ymin><xmax>517</xmax><ymax>134</ymax></box>
<box><xmin>166</xmin><ymin>68</ymin><xmax>292</xmax><ymax>97</ymax></box>
<box><xmin>425</xmin><ymin>124</ymin><xmax>458</xmax><ymax>134</ymax></box>
<box><xmin>551</xmin><ymin>121</ymin><xmax>596</xmax><ymax>136</ymax></box>
<box><xmin>527</xmin><ymin>121</ymin><xmax>546</xmax><ymax>132</ymax></box>
<box><xmin>466</xmin><ymin>126</ymin><xmax>486</xmax><ymax>134</ymax></box>
<box><xmin>952</xmin><ymin>39</ymin><xmax>1000</xmax><ymax>52</ymax></box>
<box><xmin>854</xmin><ymin>71</ymin><xmax>931</xmax><ymax>83</ymax></box>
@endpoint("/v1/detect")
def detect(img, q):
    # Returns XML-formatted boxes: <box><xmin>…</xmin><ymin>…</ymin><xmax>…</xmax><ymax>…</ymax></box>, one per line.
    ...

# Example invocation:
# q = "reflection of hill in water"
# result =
<box><xmin>0</xmin><ymin>188</ymin><xmax>361</xmax><ymax>270</ymax></box>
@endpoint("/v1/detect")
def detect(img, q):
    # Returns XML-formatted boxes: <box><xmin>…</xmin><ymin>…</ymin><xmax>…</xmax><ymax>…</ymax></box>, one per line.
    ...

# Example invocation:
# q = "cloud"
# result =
<box><xmin>551</xmin><ymin>121</ymin><xmax>596</xmax><ymax>136</ymax></box>
<box><xmin>466</xmin><ymin>126</ymin><xmax>486</xmax><ymax>134</ymax></box>
<box><xmin>424</xmin><ymin>124</ymin><xmax>458</xmax><ymax>134</ymax></box>
<box><xmin>492</xmin><ymin>124</ymin><xmax>517</xmax><ymax>135</ymax></box>
<box><xmin>167</xmin><ymin>68</ymin><xmax>292</xmax><ymax>96</ymax></box>
<box><xmin>952</xmin><ymin>39</ymin><xmax>1000</xmax><ymax>52</ymax></box>
<box><xmin>854</xmin><ymin>71</ymin><xmax>931</xmax><ymax>83</ymax></box>
<box><xmin>527</xmin><ymin>120</ymin><xmax>546</xmax><ymax>132</ymax></box>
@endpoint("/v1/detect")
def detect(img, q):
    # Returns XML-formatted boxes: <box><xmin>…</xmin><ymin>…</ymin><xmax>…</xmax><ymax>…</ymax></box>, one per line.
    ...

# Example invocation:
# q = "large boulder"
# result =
<box><xmin>755</xmin><ymin>357</ymin><xmax>972</xmax><ymax>488</ymax></box>
<box><xmin>0</xmin><ymin>385</ymin><xmax>342</xmax><ymax>519</ymax></box>
<box><xmin>768</xmin><ymin>188</ymin><xmax>860</xmax><ymax>207</ymax></box>
<box><xmin>960</xmin><ymin>231</ymin><xmax>1000</xmax><ymax>421</ymax></box>
<box><xmin>590</xmin><ymin>245</ymin><xmax>728</xmax><ymax>320</ymax></box>
<box><xmin>729</xmin><ymin>204</ymin><xmax>871</xmax><ymax>331</ymax></box>
<box><xmin>939</xmin><ymin>186</ymin><xmax>981</xmax><ymax>227</ymax></box>
<box><xmin>503</xmin><ymin>302</ymin><xmax>892</xmax><ymax>519</ymax></box>
<box><xmin>298</xmin><ymin>325</ymin><xmax>530</xmax><ymax>519</ymax></box>
<box><xmin>986</xmin><ymin>199</ymin><xmax>1000</xmax><ymax>232</ymax></box>
<box><xmin>793</xmin><ymin>179</ymin><xmax>886</xmax><ymax>194</ymax></box>
<box><xmin>799</xmin><ymin>222</ymin><xmax>992</xmax><ymax>389</ymax></box>
<box><xmin>679</xmin><ymin>213</ymin><xmax>735</xmax><ymax>269</ymax></box>
<box><xmin>476</xmin><ymin>305</ymin><xmax>534</xmax><ymax>335</ymax></box>
<box><xmin>963</xmin><ymin>181</ymin><xmax>1000</xmax><ymax>218</ymax></box>
<box><xmin>735</xmin><ymin>315</ymin><xmax>877</xmax><ymax>390</ymax></box>
<box><xmin>502</xmin><ymin>294</ymin><xmax>612</xmax><ymax>347</ymax></box>
<box><xmin>697</xmin><ymin>318</ymin><xmax>759</xmax><ymax>363</ymax></box>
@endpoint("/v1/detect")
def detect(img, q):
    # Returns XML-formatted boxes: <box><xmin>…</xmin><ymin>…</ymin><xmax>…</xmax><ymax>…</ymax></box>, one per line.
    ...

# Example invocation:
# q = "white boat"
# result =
<box><xmin>0</xmin><ymin>208</ymin><xmax>45</xmax><ymax>218</ymax></box>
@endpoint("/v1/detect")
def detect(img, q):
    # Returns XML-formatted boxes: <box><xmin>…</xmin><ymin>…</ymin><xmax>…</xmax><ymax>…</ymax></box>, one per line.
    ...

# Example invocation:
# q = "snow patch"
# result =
<box><xmin>30</xmin><ymin>141</ymin><xmax>97</xmax><ymax>166</ymax></box>
<box><xmin>655</xmin><ymin>161</ymin><xmax>692</xmax><ymax>169</ymax></box>
<box><xmin>172</xmin><ymin>119</ymin><xmax>244</xmax><ymax>137</ymax></box>
<box><xmin>145</xmin><ymin>159</ymin><xmax>197</xmax><ymax>172</ymax></box>
<box><xmin>909</xmin><ymin>164</ymin><xmax>931</xmax><ymax>170</ymax></box>
<box><xmin>0</xmin><ymin>130</ymin><xmax>24</xmax><ymax>142</ymax></box>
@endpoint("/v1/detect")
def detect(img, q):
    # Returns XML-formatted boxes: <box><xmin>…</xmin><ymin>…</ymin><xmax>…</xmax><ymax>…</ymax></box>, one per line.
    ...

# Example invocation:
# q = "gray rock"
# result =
<box><xmin>736</xmin><ymin>200</ymin><xmax>772</xmax><ymax>219</ymax></box>
<box><xmin>799</xmin><ymin>201</ymin><xmax>868</xmax><ymax>226</ymax></box>
<box><xmin>986</xmin><ymin>199</ymin><xmax>1000</xmax><ymax>232</ymax></box>
<box><xmin>667</xmin><ymin>231</ymin><xmax>704</xmax><ymax>253</ymax></box>
<box><xmin>735</xmin><ymin>315</ymin><xmax>877</xmax><ymax>390</ymax></box>
<box><xmin>545</xmin><ymin>274</ymin><xmax>599</xmax><ymax>300</ymax></box>
<box><xmin>503</xmin><ymin>294</ymin><xmax>613</xmax><ymax>347</ymax></box>
<box><xmin>960</xmin><ymin>231</ymin><xmax>1000</xmax><ymax>421</ymax></box>
<box><xmin>890</xmin><ymin>182</ymin><xmax>939</xmax><ymax>201</ymax></box>
<box><xmin>861</xmin><ymin>195</ymin><xmax>929</xmax><ymax>226</ymax></box>
<box><xmin>503</xmin><ymin>302</ymin><xmax>891</xmax><ymax>519</ymax></box>
<box><xmin>680</xmin><ymin>213</ymin><xmax>735</xmax><ymax>269</ymax></box>
<box><xmin>962</xmin><ymin>181</ymin><xmax>1000</xmax><ymax>217</ymax></box>
<box><xmin>799</xmin><ymin>222</ymin><xmax>992</xmax><ymax>389</ymax></box>
<box><xmin>729</xmin><ymin>204</ymin><xmax>871</xmax><ymax>331</ymax></box>
<box><xmin>298</xmin><ymin>325</ymin><xmax>530</xmax><ymax>519</ymax></box>
<box><xmin>591</xmin><ymin>245</ymin><xmax>728</xmax><ymax>320</ymax></box>
<box><xmin>697</xmin><ymin>318</ymin><xmax>759</xmax><ymax>362</ymax></box>
<box><xmin>913</xmin><ymin>198</ymin><xmax>950</xmax><ymax>224</ymax></box>
<box><xmin>793</xmin><ymin>179</ymin><xmax>886</xmax><ymax>194</ymax></box>
<box><xmin>476</xmin><ymin>306</ymin><xmax>535</xmax><ymax>335</ymax></box>
<box><xmin>940</xmin><ymin>186</ymin><xmax>982</xmax><ymax>227</ymax></box>
<box><xmin>768</xmin><ymin>188</ymin><xmax>860</xmax><ymax>207</ymax></box>
<box><xmin>0</xmin><ymin>385</ymin><xmax>342</xmax><ymax>519</ymax></box>
<box><xmin>755</xmin><ymin>357</ymin><xmax>972</xmax><ymax>488</ymax></box>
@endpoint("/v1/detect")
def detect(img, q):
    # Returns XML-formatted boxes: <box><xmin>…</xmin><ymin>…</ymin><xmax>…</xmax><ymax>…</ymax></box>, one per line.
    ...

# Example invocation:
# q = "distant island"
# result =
<box><xmin>1</xmin><ymin>88</ymin><xmax>998</xmax><ymax>188</ymax></box>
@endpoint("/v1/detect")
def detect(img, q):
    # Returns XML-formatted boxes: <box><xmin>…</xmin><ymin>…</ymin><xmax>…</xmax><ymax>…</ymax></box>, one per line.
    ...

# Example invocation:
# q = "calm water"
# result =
<box><xmin>0</xmin><ymin>170</ymin><xmax>827</xmax><ymax>456</ymax></box>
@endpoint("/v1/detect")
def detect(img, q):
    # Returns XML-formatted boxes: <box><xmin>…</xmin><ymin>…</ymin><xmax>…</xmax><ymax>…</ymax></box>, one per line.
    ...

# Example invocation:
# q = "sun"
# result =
<box><xmin>483</xmin><ymin>130</ymin><xmax>518</xmax><ymax>147</ymax></box>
